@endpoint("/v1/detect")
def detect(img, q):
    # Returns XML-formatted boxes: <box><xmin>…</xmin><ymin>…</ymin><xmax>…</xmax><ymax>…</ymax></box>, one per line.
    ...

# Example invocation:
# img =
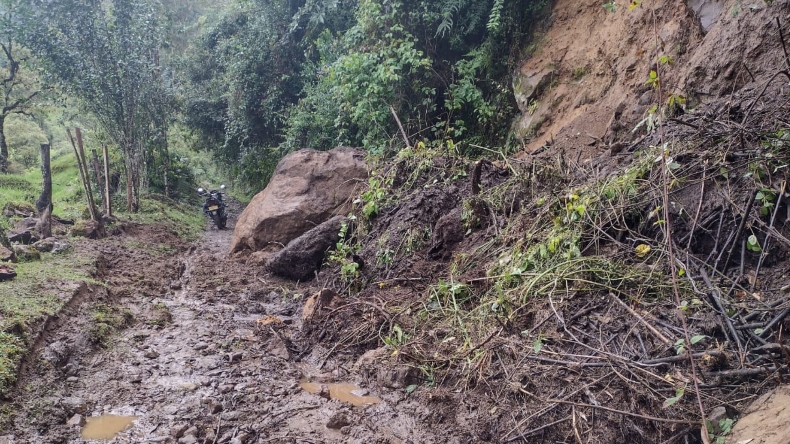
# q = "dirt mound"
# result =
<box><xmin>230</xmin><ymin>147</ymin><xmax>368</xmax><ymax>254</ymax></box>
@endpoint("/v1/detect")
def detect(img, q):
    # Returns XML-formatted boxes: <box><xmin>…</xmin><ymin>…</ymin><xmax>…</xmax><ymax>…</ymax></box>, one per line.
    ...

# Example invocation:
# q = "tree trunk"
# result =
<box><xmin>0</xmin><ymin>115</ymin><xmax>7</xmax><ymax>173</ymax></box>
<box><xmin>36</xmin><ymin>143</ymin><xmax>52</xmax><ymax>239</ymax></box>
<box><xmin>102</xmin><ymin>144</ymin><xmax>112</xmax><ymax>218</ymax></box>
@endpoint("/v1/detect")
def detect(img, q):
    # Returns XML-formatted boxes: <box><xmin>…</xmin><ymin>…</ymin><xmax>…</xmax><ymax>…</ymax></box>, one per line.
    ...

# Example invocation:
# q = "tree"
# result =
<box><xmin>0</xmin><ymin>0</ymin><xmax>39</xmax><ymax>173</ymax></box>
<box><xmin>18</xmin><ymin>0</ymin><xmax>170</xmax><ymax>211</ymax></box>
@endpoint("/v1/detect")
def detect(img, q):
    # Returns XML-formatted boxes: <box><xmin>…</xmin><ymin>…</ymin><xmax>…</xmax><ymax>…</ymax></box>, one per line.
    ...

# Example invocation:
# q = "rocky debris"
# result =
<box><xmin>0</xmin><ymin>435</ymin><xmax>14</xmax><ymax>444</ymax></box>
<box><xmin>725</xmin><ymin>386</ymin><xmax>790</xmax><ymax>444</ymax></box>
<box><xmin>512</xmin><ymin>67</ymin><xmax>556</xmax><ymax>111</ymax></box>
<box><xmin>230</xmin><ymin>147</ymin><xmax>367</xmax><ymax>254</ymax></box>
<box><xmin>71</xmin><ymin>219</ymin><xmax>105</xmax><ymax>239</ymax></box>
<box><xmin>302</xmin><ymin>288</ymin><xmax>337</xmax><ymax>322</ymax></box>
<box><xmin>376</xmin><ymin>365</ymin><xmax>417</xmax><ymax>389</ymax></box>
<box><xmin>33</xmin><ymin>237</ymin><xmax>71</xmax><ymax>254</ymax></box>
<box><xmin>0</xmin><ymin>264</ymin><xmax>16</xmax><ymax>281</ymax></box>
<box><xmin>267</xmin><ymin>216</ymin><xmax>347</xmax><ymax>281</ymax></box>
<box><xmin>326</xmin><ymin>411</ymin><xmax>351</xmax><ymax>429</ymax></box>
<box><xmin>12</xmin><ymin>244</ymin><xmax>40</xmax><ymax>262</ymax></box>
<box><xmin>0</xmin><ymin>245</ymin><xmax>16</xmax><ymax>263</ymax></box>
<box><xmin>66</xmin><ymin>414</ymin><xmax>84</xmax><ymax>427</ymax></box>
<box><xmin>7</xmin><ymin>217</ymin><xmax>39</xmax><ymax>245</ymax></box>
<box><xmin>60</xmin><ymin>397</ymin><xmax>87</xmax><ymax>415</ymax></box>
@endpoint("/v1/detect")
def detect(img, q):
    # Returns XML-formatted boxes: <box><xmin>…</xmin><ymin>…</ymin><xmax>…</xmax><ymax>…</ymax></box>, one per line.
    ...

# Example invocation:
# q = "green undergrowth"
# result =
<box><xmin>0</xmin><ymin>251</ymin><xmax>98</xmax><ymax>395</ymax></box>
<box><xmin>351</xmin><ymin>145</ymin><xmax>694</xmax><ymax>384</ymax></box>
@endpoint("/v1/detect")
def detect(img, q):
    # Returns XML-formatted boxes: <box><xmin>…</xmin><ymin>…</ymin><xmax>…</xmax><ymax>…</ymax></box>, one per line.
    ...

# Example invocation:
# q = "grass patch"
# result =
<box><xmin>123</xmin><ymin>196</ymin><xmax>207</xmax><ymax>242</ymax></box>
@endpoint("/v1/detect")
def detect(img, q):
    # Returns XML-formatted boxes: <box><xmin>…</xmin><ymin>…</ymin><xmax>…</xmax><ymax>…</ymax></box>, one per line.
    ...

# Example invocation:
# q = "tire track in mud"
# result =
<box><xmin>3</xmin><ymin>208</ymin><xmax>450</xmax><ymax>444</ymax></box>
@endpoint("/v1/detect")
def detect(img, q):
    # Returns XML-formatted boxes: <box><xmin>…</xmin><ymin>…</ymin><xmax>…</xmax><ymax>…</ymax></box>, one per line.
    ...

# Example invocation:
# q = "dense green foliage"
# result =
<box><xmin>180</xmin><ymin>0</ymin><xmax>546</xmax><ymax>191</ymax></box>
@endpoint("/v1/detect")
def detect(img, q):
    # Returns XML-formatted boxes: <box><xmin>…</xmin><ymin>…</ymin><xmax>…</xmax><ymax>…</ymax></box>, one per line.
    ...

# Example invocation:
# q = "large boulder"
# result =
<box><xmin>230</xmin><ymin>147</ymin><xmax>367</xmax><ymax>254</ymax></box>
<box><xmin>267</xmin><ymin>216</ymin><xmax>347</xmax><ymax>281</ymax></box>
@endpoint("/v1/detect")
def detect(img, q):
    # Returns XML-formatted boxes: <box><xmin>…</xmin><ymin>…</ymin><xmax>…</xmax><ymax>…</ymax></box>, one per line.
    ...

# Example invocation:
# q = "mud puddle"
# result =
<box><xmin>299</xmin><ymin>382</ymin><xmax>381</xmax><ymax>407</ymax></box>
<box><xmin>81</xmin><ymin>415</ymin><xmax>137</xmax><ymax>440</ymax></box>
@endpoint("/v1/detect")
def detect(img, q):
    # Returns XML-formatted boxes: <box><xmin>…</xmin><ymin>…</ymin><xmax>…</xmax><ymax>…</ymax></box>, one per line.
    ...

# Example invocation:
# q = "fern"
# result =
<box><xmin>487</xmin><ymin>0</ymin><xmax>504</xmax><ymax>33</ymax></box>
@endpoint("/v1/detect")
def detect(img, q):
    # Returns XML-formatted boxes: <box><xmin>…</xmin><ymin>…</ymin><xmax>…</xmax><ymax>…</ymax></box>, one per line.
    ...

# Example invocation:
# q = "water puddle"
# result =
<box><xmin>81</xmin><ymin>415</ymin><xmax>137</xmax><ymax>440</ymax></box>
<box><xmin>299</xmin><ymin>382</ymin><xmax>381</xmax><ymax>407</ymax></box>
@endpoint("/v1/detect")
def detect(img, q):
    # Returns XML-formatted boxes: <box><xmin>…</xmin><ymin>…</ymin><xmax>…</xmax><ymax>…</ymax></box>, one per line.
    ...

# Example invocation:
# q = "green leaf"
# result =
<box><xmin>405</xmin><ymin>384</ymin><xmax>418</xmax><ymax>394</ymax></box>
<box><xmin>690</xmin><ymin>335</ymin><xmax>706</xmax><ymax>344</ymax></box>
<box><xmin>747</xmin><ymin>235</ymin><xmax>761</xmax><ymax>252</ymax></box>
<box><xmin>533</xmin><ymin>337</ymin><xmax>544</xmax><ymax>354</ymax></box>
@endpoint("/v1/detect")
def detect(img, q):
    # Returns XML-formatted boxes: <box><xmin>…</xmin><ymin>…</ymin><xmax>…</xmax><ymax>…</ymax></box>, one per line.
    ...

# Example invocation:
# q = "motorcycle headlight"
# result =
<box><xmin>220</xmin><ymin>184</ymin><xmax>226</xmax><ymax>190</ymax></box>
<box><xmin>197</xmin><ymin>187</ymin><xmax>204</xmax><ymax>194</ymax></box>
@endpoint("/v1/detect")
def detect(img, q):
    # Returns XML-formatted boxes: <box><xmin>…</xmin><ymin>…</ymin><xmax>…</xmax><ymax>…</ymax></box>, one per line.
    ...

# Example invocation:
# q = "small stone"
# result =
<box><xmin>184</xmin><ymin>426</ymin><xmax>198</xmax><ymax>437</ymax></box>
<box><xmin>129</xmin><ymin>374</ymin><xmax>143</xmax><ymax>383</ymax></box>
<box><xmin>178</xmin><ymin>436</ymin><xmax>197</xmax><ymax>444</ymax></box>
<box><xmin>179</xmin><ymin>383</ymin><xmax>198</xmax><ymax>391</ymax></box>
<box><xmin>222</xmin><ymin>411</ymin><xmax>240</xmax><ymax>421</ymax></box>
<box><xmin>326</xmin><ymin>412</ymin><xmax>350</xmax><ymax>429</ymax></box>
<box><xmin>318</xmin><ymin>384</ymin><xmax>331</xmax><ymax>400</ymax></box>
<box><xmin>169</xmin><ymin>280</ymin><xmax>182</xmax><ymax>290</ymax></box>
<box><xmin>350</xmin><ymin>388</ymin><xmax>369</xmax><ymax>397</ymax></box>
<box><xmin>340</xmin><ymin>426</ymin><xmax>351</xmax><ymax>435</ymax></box>
<box><xmin>61</xmin><ymin>397</ymin><xmax>87</xmax><ymax>415</ymax></box>
<box><xmin>144</xmin><ymin>350</ymin><xmax>160</xmax><ymax>359</ymax></box>
<box><xmin>66</xmin><ymin>376</ymin><xmax>79</xmax><ymax>383</ymax></box>
<box><xmin>171</xmin><ymin>424</ymin><xmax>189</xmax><ymax>438</ymax></box>
<box><xmin>219</xmin><ymin>384</ymin><xmax>234</xmax><ymax>394</ymax></box>
<box><xmin>210</xmin><ymin>402</ymin><xmax>223</xmax><ymax>414</ymax></box>
<box><xmin>66</xmin><ymin>414</ymin><xmax>83</xmax><ymax>427</ymax></box>
<box><xmin>194</xmin><ymin>342</ymin><xmax>209</xmax><ymax>351</ymax></box>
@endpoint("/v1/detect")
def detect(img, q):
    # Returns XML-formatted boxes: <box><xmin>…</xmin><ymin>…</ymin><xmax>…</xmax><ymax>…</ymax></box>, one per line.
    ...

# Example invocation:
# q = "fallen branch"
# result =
<box><xmin>610</xmin><ymin>293</ymin><xmax>672</xmax><ymax>345</ymax></box>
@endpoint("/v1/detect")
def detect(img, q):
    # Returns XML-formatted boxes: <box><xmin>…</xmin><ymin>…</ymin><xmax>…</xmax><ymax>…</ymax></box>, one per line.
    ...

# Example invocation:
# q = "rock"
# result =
<box><xmin>60</xmin><ymin>397</ymin><xmax>87</xmax><ymax>415</ymax></box>
<box><xmin>723</xmin><ymin>385</ymin><xmax>790</xmax><ymax>444</ymax></box>
<box><xmin>267</xmin><ymin>216</ymin><xmax>347</xmax><ymax>281</ymax></box>
<box><xmin>230</xmin><ymin>147</ymin><xmax>368</xmax><ymax>254</ymax></box>
<box><xmin>302</xmin><ymin>288</ymin><xmax>337</xmax><ymax>322</ymax></box>
<box><xmin>71</xmin><ymin>219</ymin><xmax>104</xmax><ymax>239</ymax></box>
<box><xmin>428</xmin><ymin>207</ymin><xmax>464</xmax><ymax>259</ymax></box>
<box><xmin>7</xmin><ymin>229</ymin><xmax>38</xmax><ymax>245</ymax></box>
<box><xmin>512</xmin><ymin>67</ymin><xmax>557</xmax><ymax>111</ymax></box>
<box><xmin>0</xmin><ymin>245</ymin><xmax>16</xmax><ymax>263</ymax></box>
<box><xmin>66</xmin><ymin>414</ymin><xmax>84</xmax><ymax>427</ymax></box>
<box><xmin>326</xmin><ymin>412</ymin><xmax>351</xmax><ymax>429</ymax></box>
<box><xmin>169</xmin><ymin>280</ymin><xmax>182</xmax><ymax>290</ymax></box>
<box><xmin>209</xmin><ymin>402</ymin><xmax>223</xmax><ymax>414</ymax></box>
<box><xmin>178</xmin><ymin>436</ymin><xmax>197</xmax><ymax>444</ymax></box>
<box><xmin>170</xmin><ymin>424</ymin><xmax>189</xmax><ymax>438</ymax></box>
<box><xmin>33</xmin><ymin>237</ymin><xmax>56</xmax><ymax>253</ymax></box>
<box><xmin>51</xmin><ymin>240</ymin><xmax>72</xmax><ymax>254</ymax></box>
<box><xmin>184</xmin><ymin>426</ymin><xmax>198</xmax><ymax>437</ymax></box>
<box><xmin>377</xmin><ymin>365</ymin><xmax>417</xmax><ymax>389</ymax></box>
<box><xmin>0</xmin><ymin>435</ymin><xmax>14</xmax><ymax>444</ymax></box>
<box><xmin>144</xmin><ymin>350</ymin><xmax>160</xmax><ymax>359</ymax></box>
<box><xmin>33</xmin><ymin>237</ymin><xmax>71</xmax><ymax>254</ymax></box>
<box><xmin>12</xmin><ymin>244</ymin><xmax>40</xmax><ymax>262</ymax></box>
<box><xmin>193</xmin><ymin>342</ymin><xmax>209</xmax><ymax>351</ymax></box>
<box><xmin>0</xmin><ymin>264</ymin><xmax>16</xmax><ymax>281</ymax></box>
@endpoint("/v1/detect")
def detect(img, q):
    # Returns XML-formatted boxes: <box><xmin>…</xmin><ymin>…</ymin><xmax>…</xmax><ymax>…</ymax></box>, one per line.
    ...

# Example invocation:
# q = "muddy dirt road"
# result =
<box><xmin>2</xmin><ymin>211</ymin><xmax>460</xmax><ymax>444</ymax></box>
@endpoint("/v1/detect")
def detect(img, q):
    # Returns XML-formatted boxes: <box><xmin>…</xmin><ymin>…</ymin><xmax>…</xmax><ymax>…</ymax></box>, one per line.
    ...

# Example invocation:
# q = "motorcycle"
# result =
<box><xmin>198</xmin><ymin>185</ymin><xmax>228</xmax><ymax>229</ymax></box>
